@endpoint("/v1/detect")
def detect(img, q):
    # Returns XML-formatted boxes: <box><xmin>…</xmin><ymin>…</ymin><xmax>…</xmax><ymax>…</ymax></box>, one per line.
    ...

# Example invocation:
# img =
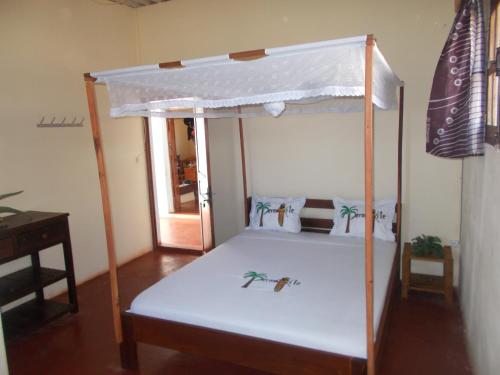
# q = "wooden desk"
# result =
<box><xmin>402</xmin><ymin>242</ymin><xmax>453</xmax><ymax>304</ymax></box>
<box><xmin>0</xmin><ymin>211</ymin><xmax>78</xmax><ymax>339</ymax></box>
<box><xmin>179</xmin><ymin>182</ymin><xmax>197</xmax><ymax>196</ymax></box>
<box><xmin>179</xmin><ymin>183</ymin><xmax>199</xmax><ymax>205</ymax></box>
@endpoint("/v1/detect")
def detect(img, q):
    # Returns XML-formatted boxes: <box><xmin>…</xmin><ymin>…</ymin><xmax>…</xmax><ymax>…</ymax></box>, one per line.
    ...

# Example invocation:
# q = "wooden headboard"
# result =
<box><xmin>246</xmin><ymin>197</ymin><xmax>398</xmax><ymax>235</ymax></box>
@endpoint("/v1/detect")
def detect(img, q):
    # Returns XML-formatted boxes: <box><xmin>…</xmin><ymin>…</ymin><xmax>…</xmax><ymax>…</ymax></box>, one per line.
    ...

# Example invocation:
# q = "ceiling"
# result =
<box><xmin>107</xmin><ymin>0</ymin><xmax>171</xmax><ymax>8</ymax></box>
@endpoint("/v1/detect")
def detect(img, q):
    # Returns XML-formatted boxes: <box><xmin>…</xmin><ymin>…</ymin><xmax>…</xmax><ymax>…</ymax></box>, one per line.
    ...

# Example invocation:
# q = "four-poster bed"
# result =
<box><xmin>83</xmin><ymin>34</ymin><xmax>404</xmax><ymax>375</ymax></box>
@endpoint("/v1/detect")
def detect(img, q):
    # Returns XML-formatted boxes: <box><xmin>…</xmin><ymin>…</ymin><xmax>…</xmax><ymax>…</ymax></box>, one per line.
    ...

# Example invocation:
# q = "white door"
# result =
<box><xmin>194</xmin><ymin>117</ymin><xmax>214</xmax><ymax>251</ymax></box>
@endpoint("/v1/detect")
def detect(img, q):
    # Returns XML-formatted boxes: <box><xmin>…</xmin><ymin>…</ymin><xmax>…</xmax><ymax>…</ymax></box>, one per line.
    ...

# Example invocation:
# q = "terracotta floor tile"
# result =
<box><xmin>6</xmin><ymin>252</ymin><xmax>474</xmax><ymax>375</ymax></box>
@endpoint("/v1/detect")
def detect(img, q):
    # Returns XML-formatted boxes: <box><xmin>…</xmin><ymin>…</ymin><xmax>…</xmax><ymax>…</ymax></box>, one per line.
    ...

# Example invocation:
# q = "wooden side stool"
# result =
<box><xmin>402</xmin><ymin>242</ymin><xmax>453</xmax><ymax>304</ymax></box>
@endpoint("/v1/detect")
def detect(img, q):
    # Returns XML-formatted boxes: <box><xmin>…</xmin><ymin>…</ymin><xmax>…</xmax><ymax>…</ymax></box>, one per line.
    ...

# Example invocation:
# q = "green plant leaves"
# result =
<box><xmin>411</xmin><ymin>235</ymin><xmax>444</xmax><ymax>258</ymax></box>
<box><xmin>0</xmin><ymin>191</ymin><xmax>23</xmax><ymax>201</ymax></box>
<box><xmin>0</xmin><ymin>190</ymin><xmax>23</xmax><ymax>216</ymax></box>
<box><xmin>0</xmin><ymin>207</ymin><xmax>22</xmax><ymax>214</ymax></box>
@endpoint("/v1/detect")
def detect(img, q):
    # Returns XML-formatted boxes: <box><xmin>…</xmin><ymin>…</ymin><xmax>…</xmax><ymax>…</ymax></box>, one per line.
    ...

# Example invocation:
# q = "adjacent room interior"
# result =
<box><xmin>0</xmin><ymin>1</ymin><xmax>499</xmax><ymax>375</ymax></box>
<box><xmin>149</xmin><ymin>116</ymin><xmax>205</xmax><ymax>251</ymax></box>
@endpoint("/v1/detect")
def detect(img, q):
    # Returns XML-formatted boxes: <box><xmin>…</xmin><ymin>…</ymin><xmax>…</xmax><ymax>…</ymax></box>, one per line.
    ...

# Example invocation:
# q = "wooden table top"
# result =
<box><xmin>0</xmin><ymin>211</ymin><xmax>68</xmax><ymax>234</ymax></box>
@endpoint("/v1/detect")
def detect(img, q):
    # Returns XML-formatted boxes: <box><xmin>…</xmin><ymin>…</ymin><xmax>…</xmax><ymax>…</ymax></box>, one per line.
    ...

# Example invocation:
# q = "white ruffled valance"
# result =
<box><xmin>91</xmin><ymin>35</ymin><xmax>401</xmax><ymax>118</ymax></box>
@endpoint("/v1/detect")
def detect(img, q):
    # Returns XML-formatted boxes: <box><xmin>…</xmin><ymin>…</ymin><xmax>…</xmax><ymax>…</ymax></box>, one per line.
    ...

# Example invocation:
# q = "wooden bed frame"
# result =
<box><xmin>83</xmin><ymin>35</ymin><xmax>405</xmax><ymax>375</ymax></box>
<box><xmin>119</xmin><ymin>197</ymin><xmax>401</xmax><ymax>375</ymax></box>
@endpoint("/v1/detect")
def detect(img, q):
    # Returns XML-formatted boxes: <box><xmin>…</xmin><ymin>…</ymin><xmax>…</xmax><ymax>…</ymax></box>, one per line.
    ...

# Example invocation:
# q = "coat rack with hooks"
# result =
<box><xmin>37</xmin><ymin>116</ymin><xmax>85</xmax><ymax>128</ymax></box>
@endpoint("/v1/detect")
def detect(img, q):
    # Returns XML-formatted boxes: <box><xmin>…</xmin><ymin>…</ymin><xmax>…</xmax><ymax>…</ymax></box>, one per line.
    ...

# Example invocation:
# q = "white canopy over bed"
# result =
<box><xmin>84</xmin><ymin>34</ymin><xmax>404</xmax><ymax>375</ymax></box>
<box><xmin>91</xmin><ymin>35</ymin><xmax>401</xmax><ymax>118</ymax></box>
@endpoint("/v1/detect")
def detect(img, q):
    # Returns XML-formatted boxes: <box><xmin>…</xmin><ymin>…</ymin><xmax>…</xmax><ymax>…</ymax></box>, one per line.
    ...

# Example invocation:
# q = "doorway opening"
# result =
<box><xmin>147</xmin><ymin>116</ymin><xmax>214</xmax><ymax>252</ymax></box>
<box><xmin>168</xmin><ymin>118</ymin><xmax>199</xmax><ymax>214</ymax></box>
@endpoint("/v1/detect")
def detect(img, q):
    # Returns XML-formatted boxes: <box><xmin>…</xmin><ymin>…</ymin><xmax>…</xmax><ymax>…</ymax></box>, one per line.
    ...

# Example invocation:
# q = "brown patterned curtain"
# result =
<box><xmin>426</xmin><ymin>0</ymin><xmax>486</xmax><ymax>158</ymax></box>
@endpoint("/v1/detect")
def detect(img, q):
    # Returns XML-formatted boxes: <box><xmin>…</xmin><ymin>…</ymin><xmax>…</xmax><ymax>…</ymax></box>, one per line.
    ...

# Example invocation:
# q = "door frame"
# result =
<box><xmin>143</xmin><ymin>118</ymin><xmax>159</xmax><ymax>250</ymax></box>
<box><xmin>144</xmin><ymin>116</ymin><xmax>214</xmax><ymax>253</ymax></box>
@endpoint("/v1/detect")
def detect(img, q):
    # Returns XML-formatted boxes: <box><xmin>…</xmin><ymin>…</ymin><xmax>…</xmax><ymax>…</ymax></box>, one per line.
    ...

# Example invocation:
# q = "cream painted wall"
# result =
<box><xmin>460</xmin><ymin>145</ymin><xmax>500</xmax><ymax>375</ymax></box>
<box><xmin>136</xmin><ymin>0</ymin><xmax>462</xmax><ymax>249</ymax></box>
<box><xmin>0</xmin><ymin>0</ymin><xmax>463</xmax><ymax>308</ymax></box>
<box><xmin>0</xmin><ymin>0</ymin><xmax>152</xmax><ymax>298</ymax></box>
<box><xmin>174</xmin><ymin>119</ymin><xmax>196</xmax><ymax>160</ymax></box>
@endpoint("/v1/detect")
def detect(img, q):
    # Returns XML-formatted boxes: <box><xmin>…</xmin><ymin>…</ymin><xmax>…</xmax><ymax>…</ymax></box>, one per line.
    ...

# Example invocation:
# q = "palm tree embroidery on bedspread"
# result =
<box><xmin>242</xmin><ymin>271</ymin><xmax>301</xmax><ymax>292</ymax></box>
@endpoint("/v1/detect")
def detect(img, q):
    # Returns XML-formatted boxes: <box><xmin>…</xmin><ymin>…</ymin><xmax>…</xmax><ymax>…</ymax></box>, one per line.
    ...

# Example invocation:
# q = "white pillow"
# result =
<box><xmin>249</xmin><ymin>194</ymin><xmax>306</xmax><ymax>233</ymax></box>
<box><xmin>329</xmin><ymin>197</ymin><xmax>396</xmax><ymax>241</ymax></box>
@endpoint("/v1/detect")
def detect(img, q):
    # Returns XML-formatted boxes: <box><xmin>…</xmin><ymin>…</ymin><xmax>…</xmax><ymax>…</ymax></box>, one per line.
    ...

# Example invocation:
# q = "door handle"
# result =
<box><xmin>200</xmin><ymin>187</ymin><xmax>214</xmax><ymax>203</ymax></box>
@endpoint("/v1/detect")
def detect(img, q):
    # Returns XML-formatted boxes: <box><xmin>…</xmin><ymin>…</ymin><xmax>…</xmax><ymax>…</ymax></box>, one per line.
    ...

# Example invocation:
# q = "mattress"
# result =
<box><xmin>130</xmin><ymin>230</ymin><xmax>396</xmax><ymax>359</ymax></box>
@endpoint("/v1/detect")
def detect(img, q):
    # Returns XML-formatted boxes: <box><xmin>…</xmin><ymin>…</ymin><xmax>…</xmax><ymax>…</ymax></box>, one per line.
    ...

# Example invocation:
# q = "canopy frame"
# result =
<box><xmin>83</xmin><ymin>34</ymin><xmax>404</xmax><ymax>375</ymax></box>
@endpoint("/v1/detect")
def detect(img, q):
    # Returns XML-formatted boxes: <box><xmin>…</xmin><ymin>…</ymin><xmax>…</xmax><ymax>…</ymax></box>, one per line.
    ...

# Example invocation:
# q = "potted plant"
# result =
<box><xmin>0</xmin><ymin>191</ymin><xmax>23</xmax><ymax>228</ymax></box>
<box><xmin>411</xmin><ymin>235</ymin><xmax>444</xmax><ymax>258</ymax></box>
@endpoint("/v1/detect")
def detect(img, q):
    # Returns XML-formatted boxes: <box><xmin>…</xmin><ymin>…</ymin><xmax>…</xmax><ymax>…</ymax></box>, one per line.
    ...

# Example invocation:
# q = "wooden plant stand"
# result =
<box><xmin>402</xmin><ymin>242</ymin><xmax>453</xmax><ymax>304</ymax></box>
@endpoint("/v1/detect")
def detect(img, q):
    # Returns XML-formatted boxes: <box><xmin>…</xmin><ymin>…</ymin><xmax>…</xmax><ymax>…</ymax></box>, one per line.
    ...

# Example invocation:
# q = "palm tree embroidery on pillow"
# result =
<box><xmin>340</xmin><ymin>205</ymin><xmax>358</xmax><ymax>233</ymax></box>
<box><xmin>256</xmin><ymin>201</ymin><xmax>271</xmax><ymax>227</ymax></box>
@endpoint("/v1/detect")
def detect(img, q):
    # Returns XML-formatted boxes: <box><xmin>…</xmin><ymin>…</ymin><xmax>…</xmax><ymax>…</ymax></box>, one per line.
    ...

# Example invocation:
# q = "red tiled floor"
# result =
<box><xmin>159</xmin><ymin>215</ymin><xmax>202</xmax><ymax>250</ymax></box>
<box><xmin>177</xmin><ymin>199</ymin><xmax>199</xmax><ymax>214</ymax></box>
<box><xmin>6</xmin><ymin>251</ymin><xmax>473</xmax><ymax>374</ymax></box>
<box><xmin>378</xmin><ymin>292</ymin><xmax>473</xmax><ymax>375</ymax></box>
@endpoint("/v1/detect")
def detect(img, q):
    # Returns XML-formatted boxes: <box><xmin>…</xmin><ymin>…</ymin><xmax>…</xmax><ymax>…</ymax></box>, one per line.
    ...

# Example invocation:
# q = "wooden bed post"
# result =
<box><xmin>84</xmin><ymin>73</ymin><xmax>123</xmax><ymax>344</ymax></box>
<box><xmin>238</xmin><ymin>117</ymin><xmax>249</xmax><ymax>221</ymax></box>
<box><xmin>143</xmin><ymin>117</ymin><xmax>159</xmax><ymax>251</ymax></box>
<box><xmin>364</xmin><ymin>35</ymin><xmax>375</xmax><ymax>375</ymax></box>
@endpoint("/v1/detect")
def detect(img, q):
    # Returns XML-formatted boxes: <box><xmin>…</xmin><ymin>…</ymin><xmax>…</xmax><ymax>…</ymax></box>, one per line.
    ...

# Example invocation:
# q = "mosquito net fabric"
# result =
<box><xmin>91</xmin><ymin>35</ymin><xmax>401</xmax><ymax>118</ymax></box>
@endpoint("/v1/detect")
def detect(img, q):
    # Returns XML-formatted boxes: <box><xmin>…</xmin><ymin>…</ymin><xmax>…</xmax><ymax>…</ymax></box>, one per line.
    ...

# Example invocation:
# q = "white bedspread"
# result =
<box><xmin>130</xmin><ymin>230</ymin><xmax>396</xmax><ymax>359</ymax></box>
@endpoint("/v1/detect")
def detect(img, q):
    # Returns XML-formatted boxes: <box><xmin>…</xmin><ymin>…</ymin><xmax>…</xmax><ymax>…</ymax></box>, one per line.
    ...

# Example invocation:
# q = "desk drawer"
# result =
<box><xmin>17</xmin><ymin>222</ymin><xmax>66</xmax><ymax>252</ymax></box>
<box><xmin>0</xmin><ymin>238</ymin><xmax>14</xmax><ymax>259</ymax></box>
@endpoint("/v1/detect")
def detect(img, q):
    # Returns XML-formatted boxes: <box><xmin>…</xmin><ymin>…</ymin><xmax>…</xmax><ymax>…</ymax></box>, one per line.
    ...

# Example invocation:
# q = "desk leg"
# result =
<box><xmin>401</xmin><ymin>247</ymin><xmax>410</xmax><ymax>299</ymax></box>
<box><xmin>30</xmin><ymin>252</ymin><xmax>45</xmax><ymax>304</ymax></box>
<box><xmin>62</xmin><ymin>236</ymin><xmax>78</xmax><ymax>313</ymax></box>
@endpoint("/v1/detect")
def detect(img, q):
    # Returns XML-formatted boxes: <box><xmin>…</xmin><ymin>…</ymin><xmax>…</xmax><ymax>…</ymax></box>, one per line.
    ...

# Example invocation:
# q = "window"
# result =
<box><xmin>486</xmin><ymin>0</ymin><xmax>500</xmax><ymax>145</ymax></box>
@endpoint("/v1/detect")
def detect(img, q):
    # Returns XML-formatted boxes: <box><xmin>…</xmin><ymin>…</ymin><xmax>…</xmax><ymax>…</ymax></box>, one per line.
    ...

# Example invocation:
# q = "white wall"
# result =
<box><xmin>0</xmin><ymin>0</ymin><xmax>152</xmax><ymax>297</ymax></box>
<box><xmin>460</xmin><ymin>145</ymin><xmax>500</xmax><ymax>375</ymax></box>
<box><xmin>136</xmin><ymin>0</ymin><xmax>462</xmax><ymax>249</ymax></box>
